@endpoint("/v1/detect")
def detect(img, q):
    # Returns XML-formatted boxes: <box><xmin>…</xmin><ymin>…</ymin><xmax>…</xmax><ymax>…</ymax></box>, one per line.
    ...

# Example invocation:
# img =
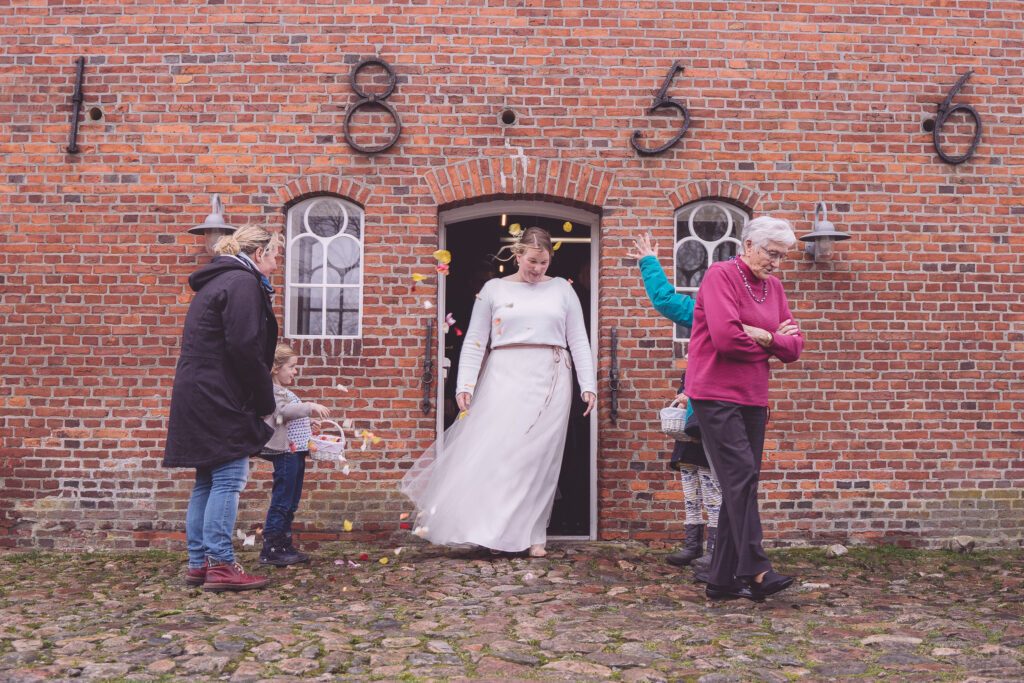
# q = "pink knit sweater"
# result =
<box><xmin>684</xmin><ymin>258</ymin><xmax>803</xmax><ymax>407</ymax></box>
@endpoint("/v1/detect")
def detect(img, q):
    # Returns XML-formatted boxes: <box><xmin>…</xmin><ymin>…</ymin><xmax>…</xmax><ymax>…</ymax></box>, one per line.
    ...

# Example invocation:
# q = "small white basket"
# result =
<box><xmin>659</xmin><ymin>400</ymin><xmax>689</xmax><ymax>441</ymax></box>
<box><xmin>308</xmin><ymin>419</ymin><xmax>346</xmax><ymax>462</ymax></box>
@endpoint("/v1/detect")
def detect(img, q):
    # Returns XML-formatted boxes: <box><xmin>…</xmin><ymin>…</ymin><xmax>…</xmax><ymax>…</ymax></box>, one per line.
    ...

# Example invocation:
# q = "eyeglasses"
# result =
<box><xmin>757</xmin><ymin>246</ymin><xmax>786</xmax><ymax>263</ymax></box>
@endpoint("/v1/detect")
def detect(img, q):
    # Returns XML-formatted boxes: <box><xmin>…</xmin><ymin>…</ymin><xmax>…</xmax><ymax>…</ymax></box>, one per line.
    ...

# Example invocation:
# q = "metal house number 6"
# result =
<box><xmin>631</xmin><ymin>61</ymin><xmax>692</xmax><ymax>156</ymax></box>
<box><xmin>929</xmin><ymin>70</ymin><xmax>982</xmax><ymax>165</ymax></box>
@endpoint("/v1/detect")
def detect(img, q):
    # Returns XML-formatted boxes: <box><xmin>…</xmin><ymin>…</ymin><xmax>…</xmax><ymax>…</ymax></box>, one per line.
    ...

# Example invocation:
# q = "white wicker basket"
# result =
<box><xmin>659</xmin><ymin>400</ymin><xmax>689</xmax><ymax>441</ymax></box>
<box><xmin>308</xmin><ymin>419</ymin><xmax>346</xmax><ymax>462</ymax></box>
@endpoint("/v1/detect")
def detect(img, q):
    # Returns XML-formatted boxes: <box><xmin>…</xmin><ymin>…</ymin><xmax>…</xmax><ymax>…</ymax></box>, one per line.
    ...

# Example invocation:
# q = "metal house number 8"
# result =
<box><xmin>343</xmin><ymin>58</ymin><xmax>402</xmax><ymax>155</ymax></box>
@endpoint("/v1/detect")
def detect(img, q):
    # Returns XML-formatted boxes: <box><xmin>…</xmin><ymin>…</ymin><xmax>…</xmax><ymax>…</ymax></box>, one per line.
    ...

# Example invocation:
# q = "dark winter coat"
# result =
<box><xmin>163</xmin><ymin>256</ymin><xmax>278</xmax><ymax>469</ymax></box>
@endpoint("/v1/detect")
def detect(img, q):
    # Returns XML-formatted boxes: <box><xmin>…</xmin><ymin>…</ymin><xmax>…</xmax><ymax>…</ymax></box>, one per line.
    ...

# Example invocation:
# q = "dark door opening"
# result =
<box><xmin>442</xmin><ymin>213</ymin><xmax>593</xmax><ymax>537</ymax></box>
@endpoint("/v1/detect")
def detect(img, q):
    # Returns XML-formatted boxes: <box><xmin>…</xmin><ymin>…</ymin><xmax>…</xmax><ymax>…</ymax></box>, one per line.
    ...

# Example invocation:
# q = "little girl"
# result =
<box><xmin>260</xmin><ymin>343</ymin><xmax>329</xmax><ymax>567</ymax></box>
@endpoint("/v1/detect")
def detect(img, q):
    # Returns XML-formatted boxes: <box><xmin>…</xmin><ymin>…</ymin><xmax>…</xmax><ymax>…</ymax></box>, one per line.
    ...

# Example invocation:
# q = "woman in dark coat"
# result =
<box><xmin>164</xmin><ymin>224</ymin><xmax>280</xmax><ymax>592</ymax></box>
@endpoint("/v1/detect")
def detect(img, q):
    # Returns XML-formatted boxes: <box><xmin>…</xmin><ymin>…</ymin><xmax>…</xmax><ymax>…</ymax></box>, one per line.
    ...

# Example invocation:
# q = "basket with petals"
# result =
<box><xmin>308</xmin><ymin>419</ymin><xmax>347</xmax><ymax>462</ymax></box>
<box><xmin>659</xmin><ymin>400</ymin><xmax>690</xmax><ymax>441</ymax></box>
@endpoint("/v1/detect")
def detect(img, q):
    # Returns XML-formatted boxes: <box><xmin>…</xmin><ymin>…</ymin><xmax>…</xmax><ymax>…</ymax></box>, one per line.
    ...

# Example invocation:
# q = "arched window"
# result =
<box><xmin>673</xmin><ymin>200</ymin><xmax>749</xmax><ymax>342</ymax></box>
<box><xmin>284</xmin><ymin>196</ymin><xmax>364</xmax><ymax>339</ymax></box>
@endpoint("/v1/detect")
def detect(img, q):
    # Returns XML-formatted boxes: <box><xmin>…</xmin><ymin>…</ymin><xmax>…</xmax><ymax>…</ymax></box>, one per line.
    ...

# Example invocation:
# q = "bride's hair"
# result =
<box><xmin>494</xmin><ymin>226</ymin><xmax>554</xmax><ymax>263</ymax></box>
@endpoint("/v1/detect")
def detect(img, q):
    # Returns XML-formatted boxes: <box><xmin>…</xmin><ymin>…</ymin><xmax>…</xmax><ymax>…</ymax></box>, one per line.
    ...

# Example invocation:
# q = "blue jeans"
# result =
<box><xmin>263</xmin><ymin>451</ymin><xmax>307</xmax><ymax>540</ymax></box>
<box><xmin>185</xmin><ymin>457</ymin><xmax>250</xmax><ymax>568</ymax></box>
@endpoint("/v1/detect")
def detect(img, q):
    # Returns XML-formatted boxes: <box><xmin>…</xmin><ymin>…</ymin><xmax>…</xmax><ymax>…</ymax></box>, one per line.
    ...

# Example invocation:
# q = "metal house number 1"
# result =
<box><xmin>631</xmin><ymin>61</ymin><xmax>692</xmax><ymax>156</ymax></box>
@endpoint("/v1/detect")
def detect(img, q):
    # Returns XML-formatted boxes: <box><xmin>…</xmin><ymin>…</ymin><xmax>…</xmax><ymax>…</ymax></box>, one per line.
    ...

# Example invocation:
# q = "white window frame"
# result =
<box><xmin>284</xmin><ymin>196</ymin><xmax>365</xmax><ymax>340</ymax></box>
<box><xmin>673</xmin><ymin>200</ymin><xmax>749</xmax><ymax>343</ymax></box>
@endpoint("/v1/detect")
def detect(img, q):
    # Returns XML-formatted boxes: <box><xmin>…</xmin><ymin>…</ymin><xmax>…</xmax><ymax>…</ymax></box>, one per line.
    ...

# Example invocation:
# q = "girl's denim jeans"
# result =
<box><xmin>263</xmin><ymin>451</ymin><xmax>307</xmax><ymax>540</ymax></box>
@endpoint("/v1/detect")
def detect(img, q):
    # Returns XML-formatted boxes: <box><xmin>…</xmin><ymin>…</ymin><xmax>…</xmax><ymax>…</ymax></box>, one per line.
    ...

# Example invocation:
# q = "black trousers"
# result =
<box><xmin>690</xmin><ymin>399</ymin><xmax>771</xmax><ymax>585</ymax></box>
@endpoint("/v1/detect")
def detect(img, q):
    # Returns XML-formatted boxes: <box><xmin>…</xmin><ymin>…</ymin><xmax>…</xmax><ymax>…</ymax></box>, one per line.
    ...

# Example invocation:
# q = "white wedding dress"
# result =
<box><xmin>401</xmin><ymin>277</ymin><xmax>595</xmax><ymax>552</ymax></box>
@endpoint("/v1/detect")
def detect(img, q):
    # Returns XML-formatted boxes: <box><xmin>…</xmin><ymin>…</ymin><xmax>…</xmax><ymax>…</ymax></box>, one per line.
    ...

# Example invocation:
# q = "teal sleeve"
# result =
<box><xmin>685</xmin><ymin>402</ymin><xmax>694</xmax><ymax>423</ymax></box>
<box><xmin>638</xmin><ymin>255</ymin><xmax>695</xmax><ymax>326</ymax></box>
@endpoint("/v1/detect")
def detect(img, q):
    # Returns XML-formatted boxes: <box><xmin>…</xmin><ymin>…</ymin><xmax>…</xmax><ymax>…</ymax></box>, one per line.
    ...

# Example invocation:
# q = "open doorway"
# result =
<box><xmin>437</xmin><ymin>201</ymin><xmax>598</xmax><ymax>539</ymax></box>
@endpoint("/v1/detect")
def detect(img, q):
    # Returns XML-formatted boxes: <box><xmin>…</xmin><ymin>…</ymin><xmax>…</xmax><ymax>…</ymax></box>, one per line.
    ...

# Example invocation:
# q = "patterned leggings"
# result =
<box><xmin>680</xmin><ymin>464</ymin><xmax>722</xmax><ymax>527</ymax></box>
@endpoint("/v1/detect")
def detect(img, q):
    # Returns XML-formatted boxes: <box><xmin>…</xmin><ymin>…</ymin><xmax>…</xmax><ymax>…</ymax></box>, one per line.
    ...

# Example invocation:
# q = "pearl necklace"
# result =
<box><xmin>732</xmin><ymin>258</ymin><xmax>767</xmax><ymax>304</ymax></box>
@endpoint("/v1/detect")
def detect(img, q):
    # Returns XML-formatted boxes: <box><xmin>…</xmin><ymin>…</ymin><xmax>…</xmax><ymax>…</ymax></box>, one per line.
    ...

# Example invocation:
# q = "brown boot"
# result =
<box><xmin>203</xmin><ymin>561</ymin><xmax>270</xmax><ymax>592</ymax></box>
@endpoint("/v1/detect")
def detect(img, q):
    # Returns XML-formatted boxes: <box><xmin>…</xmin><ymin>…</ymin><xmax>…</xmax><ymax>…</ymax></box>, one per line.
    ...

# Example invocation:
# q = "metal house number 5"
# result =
<box><xmin>631</xmin><ymin>61</ymin><xmax>692</xmax><ymax>156</ymax></box>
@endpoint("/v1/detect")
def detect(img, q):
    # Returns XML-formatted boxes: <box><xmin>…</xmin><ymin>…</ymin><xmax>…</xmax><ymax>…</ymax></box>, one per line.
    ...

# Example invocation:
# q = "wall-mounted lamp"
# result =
<box><xmin>188</xmin><ymin>193</ymin><xmax>237</xmax><ymax>255</ymax></box>
<box><xmin>799</xmin><ymin>201</ymin><xmax>850</xmax><ymax>262</ymax></box>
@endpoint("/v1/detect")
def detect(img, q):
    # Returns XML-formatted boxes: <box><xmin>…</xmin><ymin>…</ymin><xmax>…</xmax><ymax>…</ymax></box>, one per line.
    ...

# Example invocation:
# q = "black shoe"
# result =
<box><xmin>706</xmin><ymin>582</ymin><xmax>764</xmax><ymax>603</ymax></box>
<box><xmin>691</xmin><ymin>527</ymin><xmax>717</xmax><ymax>570</ymax></box>
<box><xmin>666</xmin><ymin>524</ymin><xmax>704</xmax><ymax>566</ymax></box>
<box><xmin>259</xmin><ymin>538</ymin><xmax>304</xmax><ymax>567</ymax></box>
<box><xmin>750</xmin><ymin>570</ymin><xmax>794</xmax><ymax>598</ymax></box>
<box><xmin>283</xmin><ymin>536</ymin><xmax>311</xmax><ymax>564</ymax></box>
<box><xmin>692</xmin><ymin>567</ymin><xmax>710</xmax><ymax>585</ymax></box>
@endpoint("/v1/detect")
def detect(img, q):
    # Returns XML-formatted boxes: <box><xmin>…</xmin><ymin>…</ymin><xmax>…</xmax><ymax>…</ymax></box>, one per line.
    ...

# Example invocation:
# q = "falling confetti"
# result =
<box><xmin>343</xmin><ymin>520</ymin><xmax>353</xmax><ymax>532</ymax></box>
<box><xmin>436</xmin><ymin>263</ymin><xmax>449</xmax><ymax>276</ymax></box>
<box><xmin>411</xmin><ymin>273</ymin><xmax>427</xmax><ymax>291</ymax></box>
<box><xmin>394</xmin><ymin>547</ymin><xmax>404</xmax><ymax>556</ymax></box>
<box><xmin>342</xmin><ymin>464</ymin><xmax>351</xmax><ymax>475</ymax></box>
<box><xmin>432</xmin><ymin>249</ymin><xmax>452</xmax><ymax>265</ymax></box>
<box><xmin>334</xmin><ymin>559</ymin><xmax>346</xmax><ymax>565</ymax></box>
<box><xmin>563</xmin><ymin>221</ymin><xmax>573</xmax><ymax>233</ymax></box>
<box><xmin>444</xmin><ymin>313</ymin><xmax>463</xmax><ymax>336</ymax></box>
<box><xmin>336</xmin><ymin>383</ymin><xmax>349</xmax><ymax>392</ymax></box>
<box><xmin>399</xmin><ymin>522</ymin><xmax>412</xmax><ymax>530</ymax></box>
<box><xmin>553</xmin><ymin>241</ymin><xmax>562</xmax><ymax>251</ymax></box>
<box><xmin>423</xmin><ymin>300</ymin><xmax>434</xmax><ymax>310</ymax></box>
<box><xmin>358</xmin><ymin>552</ymin><xmax>370</xmax><ymax>561</ymax></box>
<box><xmin>457</xmin><ymin>410</ymin><xmax>469</xmax><ymax>420</ymax></box>
<box><xmin>413</xmin><ymin>526</ymin><xmax>429</xmax><ymax>537</ymax></box>
<box><xmin>399</xmin><ymin>512</ymin><xmax>410</xmax><ymax>520</ymax></box>
<box><xmin>348</xmin><ymin>560</ymin><xmax>360</xmax><ymax>568</ymax></box>
<box><xmin>508</xmin><ymin>223</ymin><xmax>522</xmax><ymax>237</ymax></box>
<box><xmin>379</xmin><ymin>557</ymin><xmax>389</xmax><ymax>565</ymax></box>
<box><xmin>342</xmin><ymin>419</ymin><xmax>354</xmax><ymax>429</ymax></box>
<box><xmin>242</xmin><ymin>534</ymin><xmax>255</xmax><ymax>547</ymax></box>
<box><xmin>235</xmin><ymin>529</ymin><xmax>245</xmax><ymax>540</ymax></box>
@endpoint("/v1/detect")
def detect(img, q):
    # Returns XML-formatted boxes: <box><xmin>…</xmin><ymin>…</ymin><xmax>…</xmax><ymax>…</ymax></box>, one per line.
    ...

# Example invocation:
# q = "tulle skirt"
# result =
<box><xmin>400</xmin><ymin>345</ymin><xmax>573</xmax><ymax>552</ymax></box>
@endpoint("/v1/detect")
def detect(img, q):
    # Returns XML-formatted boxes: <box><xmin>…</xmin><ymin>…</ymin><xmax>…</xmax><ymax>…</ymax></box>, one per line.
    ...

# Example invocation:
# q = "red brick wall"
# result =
<box><xmin>2</xmin><ymin>1</ymin><xmax>1022</xmax><ymax>550</ymax></box>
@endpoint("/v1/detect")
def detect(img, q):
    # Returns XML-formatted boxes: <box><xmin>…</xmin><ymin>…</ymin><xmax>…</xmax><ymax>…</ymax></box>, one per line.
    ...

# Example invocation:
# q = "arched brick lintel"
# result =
<box><xmin>424</xmin><ymin>158</ymin><xmax>615</xmax><ymax>213</ymax></box>
<box><xmin>669</xmin><ymin>180</ymin><xmax>762</xmax><ymax>212</ymax></box>
<box><xmin>276</xmin><ymin>175</ymin><xmax>374</xmax><ymax>212</ymax></box>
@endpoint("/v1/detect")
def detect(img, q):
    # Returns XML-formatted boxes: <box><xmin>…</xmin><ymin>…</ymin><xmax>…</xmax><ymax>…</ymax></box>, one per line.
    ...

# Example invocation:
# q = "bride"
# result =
<box><xmin>401</xmin><ymin>227</ymin><xmax>596</xmax><ymax>557</ymax></box>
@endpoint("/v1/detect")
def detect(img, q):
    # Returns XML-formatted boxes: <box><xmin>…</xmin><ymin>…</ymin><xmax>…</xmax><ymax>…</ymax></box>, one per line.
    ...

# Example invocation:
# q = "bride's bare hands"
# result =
<box><xmin>456</xmin><ymin>392</ymin><xmax>472</xmax><ymax>412</ymax></box>
<box><xmin>582</xmin><ymin>392</ymin><xmax>597</xmax><ymax>417</ymax></box>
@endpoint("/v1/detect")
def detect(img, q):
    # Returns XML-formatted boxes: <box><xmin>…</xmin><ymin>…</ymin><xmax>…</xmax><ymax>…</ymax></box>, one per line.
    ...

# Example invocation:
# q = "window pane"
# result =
<box><xmin>290</xmin><ymin>234</ymin><xmax>324</xmax><ymax>285</ymax></box>
<box><xmin>325</xmin><ymin>287</ymin><xmax>360</xmax><ymax>336</ymax></box>
<box><xmin>289</xmin><ymin>287</ymin><xmax>322</xmax><ymax>336</ymax></box>
<box><xmin>713</xmin><ymin>240</ymin><xmax>739</xmax><ymax>263</ymax></box>
<box><xmin>324</xmin><ymin>237</ymin><xmax>361</xmax><ymax>285</ymax></box>
<box><xmin>690</xmin><ymin>203</ymin><xmax>731</xmax><ymax>241</ymax></box>
<box><xmin>305</xmin><ymin>198</ymin><xmax>355</xmax><ymax>238</ymax></box>
<box><xmin>675</xmin><ymin>239</ymin><xmax>707</xmax><ymax>288</ymax></box>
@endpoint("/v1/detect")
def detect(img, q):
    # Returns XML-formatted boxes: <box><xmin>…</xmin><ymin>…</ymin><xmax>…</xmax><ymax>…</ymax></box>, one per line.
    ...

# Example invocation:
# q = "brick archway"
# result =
<box><xmin>424</xmin><ymin>158</ymin><xmax>615</xmax><ymax>211</ymax></box>
<box><xmin>276</xmin><ymin>174</ymin><xmax>374</xmax><ymax>211</ymax></box>
<box><xmin>669</xmin><ymin>180</ymin><xmax>762</xmax><ymax>211</ymax></box>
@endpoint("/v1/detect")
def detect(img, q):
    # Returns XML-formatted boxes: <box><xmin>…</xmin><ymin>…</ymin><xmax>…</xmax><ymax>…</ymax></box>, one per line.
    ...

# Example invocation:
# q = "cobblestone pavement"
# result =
<box><xmin>0</xmin><ymin>543</ymin><xmax>1021</xmax><ymax>682</ymax></box>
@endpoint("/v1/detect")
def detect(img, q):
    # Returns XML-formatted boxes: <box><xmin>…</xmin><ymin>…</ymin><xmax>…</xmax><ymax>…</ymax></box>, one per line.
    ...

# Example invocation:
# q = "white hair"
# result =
<box><xmin>742</xmin><ymin>216</ymin><xmax>796</xmax><ymax>249</ymax></box>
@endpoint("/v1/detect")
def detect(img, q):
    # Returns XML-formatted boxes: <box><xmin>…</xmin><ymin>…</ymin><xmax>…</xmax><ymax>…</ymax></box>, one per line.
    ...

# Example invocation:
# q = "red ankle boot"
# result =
<box><xmin>203</xmin><ymin>561</ymin><xmax>270</xmax><ymax>592</ymax></box>
<box><xmin>184</xmin><ymin>563</ymin><xmax>208</xmax><ymax>587</ymax></box>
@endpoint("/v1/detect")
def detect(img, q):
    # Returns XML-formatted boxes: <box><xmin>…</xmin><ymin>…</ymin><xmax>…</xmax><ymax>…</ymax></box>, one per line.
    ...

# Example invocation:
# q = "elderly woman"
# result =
<box><xmin>685</xmin><ymin>216</ymin><xmax>804</xmax><ymax>601</ymax></box>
